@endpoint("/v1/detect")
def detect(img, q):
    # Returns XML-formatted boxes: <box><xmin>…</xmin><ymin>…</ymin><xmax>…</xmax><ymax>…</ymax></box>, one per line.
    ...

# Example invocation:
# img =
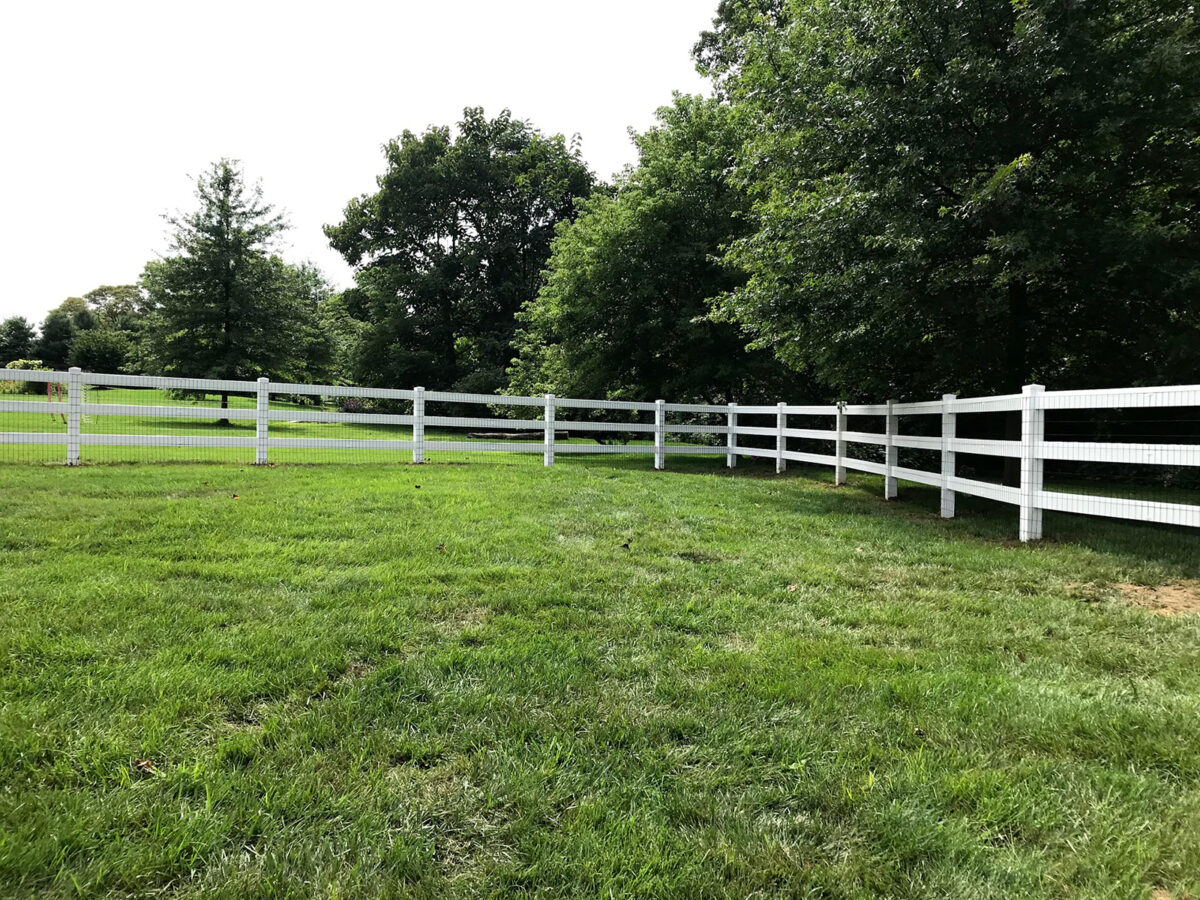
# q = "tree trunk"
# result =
<box><xmin>218</xmin><ymin>391</ymin><xmax>230</xmax><ymax>427</ymax></box>
<box><xmin>1002</xmin><ymin>278</ymin><xmax>1029</xmax><ymax>486</ymax></box>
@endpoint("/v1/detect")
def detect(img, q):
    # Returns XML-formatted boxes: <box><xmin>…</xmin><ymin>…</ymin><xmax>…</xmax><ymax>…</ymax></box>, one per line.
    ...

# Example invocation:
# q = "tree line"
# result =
<box><xmin>4</xmin><ymin>0</ymin><xmax>1197</xmax><ymax>407</ymax></box>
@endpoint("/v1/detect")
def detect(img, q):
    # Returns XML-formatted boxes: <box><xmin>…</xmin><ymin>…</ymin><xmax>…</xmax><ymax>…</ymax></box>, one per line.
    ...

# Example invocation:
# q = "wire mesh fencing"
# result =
<box><xmin>2</xmin><ymin>369</ymin><xmax>1198</xmax><ymax>541</ymax></box>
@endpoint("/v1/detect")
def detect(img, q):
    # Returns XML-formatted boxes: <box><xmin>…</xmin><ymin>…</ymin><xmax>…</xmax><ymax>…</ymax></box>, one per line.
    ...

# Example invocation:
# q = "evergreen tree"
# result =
<box><xmin>141</xmin><ymin>160</ymin><xmax>310</xmax><ymax>420</ymax></box>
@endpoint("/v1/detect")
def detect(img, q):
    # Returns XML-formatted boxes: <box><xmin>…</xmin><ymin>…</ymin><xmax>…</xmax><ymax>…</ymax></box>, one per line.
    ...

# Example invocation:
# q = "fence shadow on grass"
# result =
<box><xmin>555</xmin><ymin>453</ymin><xmax>1200</xmax><ymax>577</ymax></box>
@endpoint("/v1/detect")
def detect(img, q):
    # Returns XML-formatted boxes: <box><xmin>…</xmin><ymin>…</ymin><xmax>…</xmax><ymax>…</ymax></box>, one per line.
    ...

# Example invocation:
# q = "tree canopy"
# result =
<box><xmin>508</xmin><ymin>94</ymin><xmax>800</xmax><ymax>404</ymax></box>
<box><xmin>326</xmin><ymin>108</ymin><xmax>595</xmax><ymax>393</ymax></box>
<box><xmin>699</xmin><ymin>0</ymin><xmax>1200</xmax><ymax>400</ymax></box>
<box><xmin>0</xmin><ymin>317</ymin><xmax>36</xmax><ymax>366</ymax></box>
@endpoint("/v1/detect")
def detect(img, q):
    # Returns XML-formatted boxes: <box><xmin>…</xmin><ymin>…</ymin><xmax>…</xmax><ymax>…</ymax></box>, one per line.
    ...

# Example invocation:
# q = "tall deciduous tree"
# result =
<box><xmin>508</xmin><ymin>95</ymin><xmax>799</xmax><ymax>404</ymax></box>
<box><xmin>141</xmin><ymin>160</ymin><xmax>310</xmax><ymax>419</ymax></box>
<box><xmin>699</xmin><ymin>0</ymin><xmax>1200</xmax><ymax>401</ymax></box>
<box><xmin>85</xmin><ymin>285</ymin><xmax>147</xmax><ymax>331</ymax></box>
<box><xmin>326</xmin><ymin>108</ymin><xmax>594</xmax><ymax>393</ymax></box>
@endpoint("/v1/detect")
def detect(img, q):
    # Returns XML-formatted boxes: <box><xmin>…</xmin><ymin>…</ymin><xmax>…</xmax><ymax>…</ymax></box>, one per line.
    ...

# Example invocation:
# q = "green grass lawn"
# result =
<box><xmin>1</xmin><ymin>457</ymin><xmax>1199</xmax><ymax>899</ymax></box>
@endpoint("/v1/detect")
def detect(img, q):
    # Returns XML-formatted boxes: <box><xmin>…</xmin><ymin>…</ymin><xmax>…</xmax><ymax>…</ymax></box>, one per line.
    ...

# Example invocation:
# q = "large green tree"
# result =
<box><xmin>68</xmin><ymin>329</ymin><xmax>130</xmax><ymax>373</ymax></box>
<box><xmin>699</xmin><ymin>0</ymin><xmax>1200</xmax><ymax>400</ymax></box>
<box><xmin>508</xmin><ymin>94</ymin><xmax>798</xmax><ymax>404</ymax></box>
<box><xmin>326</xmin><ymin>108</ymin><xmax>594</xmax><ymax>393</ymax></box>
<box><xmin>141</xmin><ymin>160</ymin><xmax>313</xmax><ymax>418</ymax></box>
<box><xmin>0</xmin><ymin>317</ymin><xmax>36</xmax><ymax>365</ymax></box>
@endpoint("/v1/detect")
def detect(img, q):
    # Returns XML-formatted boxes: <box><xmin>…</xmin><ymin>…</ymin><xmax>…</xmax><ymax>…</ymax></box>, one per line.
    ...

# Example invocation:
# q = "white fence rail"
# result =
<box><xmin>2</xmin><ymin>368</ymin><xmax>1198</xmax><ymax>541</ymax></box>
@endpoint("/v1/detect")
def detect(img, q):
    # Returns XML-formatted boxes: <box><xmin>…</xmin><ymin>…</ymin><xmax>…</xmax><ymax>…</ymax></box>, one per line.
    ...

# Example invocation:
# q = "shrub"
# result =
<box><xmin>2</xmin><ymin>359</ymin><xmax>54</xmax><ymax>395</ymax></box>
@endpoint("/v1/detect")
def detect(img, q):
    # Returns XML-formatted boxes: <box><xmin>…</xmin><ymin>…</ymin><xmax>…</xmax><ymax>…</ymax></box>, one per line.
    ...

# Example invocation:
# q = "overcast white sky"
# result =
<box><xmin>0</xmin><ymin>0</ymin><xmax>718</xmax><ymax>323</ymax></box>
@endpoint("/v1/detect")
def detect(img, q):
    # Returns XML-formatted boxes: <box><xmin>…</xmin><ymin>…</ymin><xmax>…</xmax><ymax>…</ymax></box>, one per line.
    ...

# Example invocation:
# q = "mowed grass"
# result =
<box><xmin>1</xmin><ymin>456</ymin><xmax>1199</xmax><ymax>899</ymax></box>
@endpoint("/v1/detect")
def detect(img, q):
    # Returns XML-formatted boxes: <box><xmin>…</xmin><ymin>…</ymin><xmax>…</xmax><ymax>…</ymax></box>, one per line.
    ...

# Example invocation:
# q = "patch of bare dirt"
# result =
<box><xmin>1115</xmin><ymin>580</ymin><xmax>1200</xmax><ymax>616</ymax></box>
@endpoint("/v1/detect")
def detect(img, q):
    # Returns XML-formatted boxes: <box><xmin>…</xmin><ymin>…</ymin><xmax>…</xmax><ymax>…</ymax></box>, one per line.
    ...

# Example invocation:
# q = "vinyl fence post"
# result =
<box><xmin>776</xmin><ymin>402</ymin><xmax>787</xmax><ymax>474</ymax></box>
<box><xmin>413</xmin><ymin>387</ymin><xmax>425</xmax><ymax>464</ymax></box>
<box><xmin>884</xmin><ymin>399</ymin><xmax>898</xmax><ymax>499</ymax></box>
<box><xmin>835</xmin><ymin>403</ymin><xmax>847</xmax><ymax>485</ymax></box>
<box><xmin>654</xmin><ymin>400</ymin><xmax>665</xmax><ymax>470</ymax></box>
<box><xmin>940</xmin><ymin>393</ymin><xmax>956</xmax><ymax>518</ymax></box>
<box><xmin>726</xmin><ymin>402</ymin><xmax>737</xmax><ymax>469</ymax></box>
<box><xmin>66</xmin><ymin>367</ymin><xmax>82</xmax><ymax>466</ymax></box>
<box><xmin>544</xmin><ymin>393</ymin><xmax>555</xmax><ymax>467</ymax></box>
<box><xmin>1019</xmin><ymin>384</ymin><xmax>1045</xmax><ymax>541</ymax></box>
<box><xmin>255</xmin><ymin>377</ymin><xmax>270</xmax><ymax>465</ymax></box>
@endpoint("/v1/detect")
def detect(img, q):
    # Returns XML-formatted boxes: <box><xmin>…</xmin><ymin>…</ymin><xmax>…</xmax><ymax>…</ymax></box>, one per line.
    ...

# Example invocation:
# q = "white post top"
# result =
<box><xmin>1023</xmin><ymin>384</ymin><xmax>1045</xmax><ymax>394</ymax></box>
<box><xmin>258</xmin><ymin>377</ymin><xmax>269</xmax><ymax>383</ymax></box>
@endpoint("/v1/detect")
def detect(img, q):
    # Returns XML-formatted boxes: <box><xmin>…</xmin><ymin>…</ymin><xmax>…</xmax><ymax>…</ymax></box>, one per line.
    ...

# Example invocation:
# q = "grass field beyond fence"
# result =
<box><xmin>2</xmin><ymin>458</ymin><xmax>1199</xmax><ymax>899</ymax></box>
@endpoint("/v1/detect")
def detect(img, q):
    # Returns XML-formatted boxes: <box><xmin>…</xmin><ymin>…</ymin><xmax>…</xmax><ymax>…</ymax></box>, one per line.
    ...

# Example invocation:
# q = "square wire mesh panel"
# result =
<box><xmin>2</xmin><ymin>368</ymin><xmax>1198</xmax><ymax>540</ymax></box>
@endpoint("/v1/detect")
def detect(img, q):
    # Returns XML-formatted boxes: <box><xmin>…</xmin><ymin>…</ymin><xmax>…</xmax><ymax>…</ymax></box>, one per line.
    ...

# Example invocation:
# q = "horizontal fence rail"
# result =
<box><xmin>2</xmin><ymin>369</ymin><xmax>1198</xmax><ymax>541</ymax></box>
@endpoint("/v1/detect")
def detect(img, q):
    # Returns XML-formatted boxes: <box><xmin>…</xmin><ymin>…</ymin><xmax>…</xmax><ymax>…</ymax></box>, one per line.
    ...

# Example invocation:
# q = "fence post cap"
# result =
<box><xmin>68</xmin><ymin>366</ymin><xmax>81</xmax><ymax>373</ymax></box>
<box><xmin>942</xmin><ymin>393</ymin><xmax>956</xmax><ymax>401</ymax></box>
<box><xmin>257</xmin><ymin>377</ymin><xmax>269</xmax><ymax>383</ymax></box>
<box><xmin>545</xmin><ymin>392</ymin><xmax>555</xmax><ymax>399</ymax></box>
<box><xmin>778</xmin><ymin>401</ymin><xmax>786</xmax><ymax>408</ymax></box>
<box><xmin>1022</xmin><ymin>383</ymin><xmax>1045</xmax><ymax>394</ymax></box>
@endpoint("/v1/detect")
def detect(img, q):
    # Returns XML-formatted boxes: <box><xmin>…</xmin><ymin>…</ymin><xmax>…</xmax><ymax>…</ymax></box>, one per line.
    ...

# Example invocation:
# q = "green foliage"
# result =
<box><xmin>313</xmin><ymin>292</ymin><xmax>368</xmax><ymax>385</ymax></box>
<box><xmin>0</xmin><ymin>317</ymin><xmax>36</xmax><ymax>365</ymax></box>
<box><xmin>508</xmin><ymin>95</ymin><xmax>801</xmax><ymax>405</ymax></box>
<box><xmin>68</xmin><ymin>328</ymin><xmax>130</xmax><ymax>373</ymax></box>
<box><xmin>279</xmin><ymin>261</ymin><xmax>342</xmax><ymax>385</ymax></box>
<box><xmin>36</xmin><ymin>309</ymin><xmax>76</xmax><ymax>370</ymax></box>
<box><xmin>1</xmin><ymin>358</ymin><xmax>49</xmax><ymax>394</ymax></box>
<box><xmin>326</xmin><ymin>108</ymin><xmax>594</xmax><ymax>392</ymax></box>
<box><xmin>81</xmin><ymin>285</ymin><xmax>151</xmax><ymax>373</ymax></box>
<box><xmin>83</xmin><ymin>285</ymin><xmax>146</xmax><ymax>329</ymax></box>
<box><xmin>699</xmin><ymin>0</ymin><xmax>1200</xmax><ymax>399</ymax></box>
<box><xmin>140</xmin><ymin>160</ymin><xmax>315</xmax><ymax>389</ymax></box>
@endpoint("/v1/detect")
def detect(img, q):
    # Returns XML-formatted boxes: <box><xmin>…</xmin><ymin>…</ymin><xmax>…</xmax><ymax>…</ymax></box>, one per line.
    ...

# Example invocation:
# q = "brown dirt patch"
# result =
<box><xmin>1115</xmin><ymin>580</ymin><xmax>1200</xmax><ymax>616</ymax></box>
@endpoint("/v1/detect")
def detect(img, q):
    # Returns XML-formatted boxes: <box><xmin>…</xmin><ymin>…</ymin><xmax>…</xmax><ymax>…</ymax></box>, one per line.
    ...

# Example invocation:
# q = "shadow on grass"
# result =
<box><xmin>554</xmin><ymin>453</ymin><xmax>1200</xmax><ymax>576</ymax></box>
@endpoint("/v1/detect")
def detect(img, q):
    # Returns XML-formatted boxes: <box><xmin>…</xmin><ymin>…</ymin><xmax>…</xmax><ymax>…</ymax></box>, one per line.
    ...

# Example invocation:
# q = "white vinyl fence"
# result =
<box><xmin>2</xmin><ymin>368</ymin><xmax>1198</xmax><ymax>542</ymax></box>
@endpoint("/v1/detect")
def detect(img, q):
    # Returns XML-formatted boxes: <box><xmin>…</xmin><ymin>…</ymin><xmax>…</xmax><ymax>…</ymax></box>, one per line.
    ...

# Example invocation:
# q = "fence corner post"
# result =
<box><xmin>940</xmin><ymin>393</ymin><xmax>956</xmax><ymax>518</ymax></box>
<box><xmin>654</xmin><ymin>400</ymin><xmax>665</xmax><ymax>470</ymax></box>
<box><xmin>413</xmin><ymin>387</ymin><xmax>425</xmax><ymax>464</ymax></box>
<box><xmin>726</xmin><ymin>402</ymin><xmax>737</xmax><ymax>469</ymax></box>
<box><xmin>254</xmin><ymin>377</ymin><xmax>270</xmax><ymax>465</ymax></box>
<box><xmin>835</xmin><ymin>402</ymin><xmax>847</xmax><ymax>485</ymax></box>
<box><xmin>776</xmin><ymin>401</ymin><xmax>787</xmax><ymax>474</ymax></box>
<box><xmin>544</xmin><ymin>393</ymin><xmax>555</xmax><ymax>467</ymax></box>
<box><xmin>66</xmin><ymin>367</ymin><xmax>82</xmax><ymax>466</ymax></box>
<box><xmin>884</xmin><ymin>399</ymin><xmax>898</xmax><ymax>499</ymax></box>
<box><xmin>1019</xmin><ymin>383</ymin><xmax>1045</xmax><ymax>541</ymax></box>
